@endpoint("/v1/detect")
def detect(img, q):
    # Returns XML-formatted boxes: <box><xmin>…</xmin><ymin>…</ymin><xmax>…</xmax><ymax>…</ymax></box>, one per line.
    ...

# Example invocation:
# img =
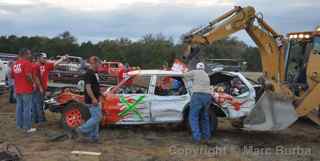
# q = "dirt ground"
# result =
<box><xmin>0</xmin><ymin>92</ymin><xmax>319</xmax><ymax>161</ymax></box>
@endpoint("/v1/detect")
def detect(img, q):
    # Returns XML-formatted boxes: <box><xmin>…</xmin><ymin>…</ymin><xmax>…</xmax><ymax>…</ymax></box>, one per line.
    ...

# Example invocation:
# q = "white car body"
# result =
<box><xmin>111</xmin><ymin>70</ymin><xmax>257</xmax><ymax>125</ymax></box>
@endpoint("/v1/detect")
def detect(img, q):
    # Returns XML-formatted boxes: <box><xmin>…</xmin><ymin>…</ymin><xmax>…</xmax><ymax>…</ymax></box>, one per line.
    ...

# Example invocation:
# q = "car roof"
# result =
<box><xmin>128</xmin><ymin>70</ymin><xmax>183</xmax><ymax>76</ymax></box>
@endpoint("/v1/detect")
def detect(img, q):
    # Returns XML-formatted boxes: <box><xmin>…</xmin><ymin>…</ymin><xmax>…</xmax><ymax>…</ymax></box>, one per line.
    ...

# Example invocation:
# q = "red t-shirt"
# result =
<box><xmin>32</xmin><ymin>63</ymin><xmax>41</xmax><ymax>91</ymax></box>
<box><xmin>39</xmin><ymin>62</ymin><xmax>54</xmax><ymax>90</ymax></box>
<box><xmin>118</xmin><ymin>68</ymin><xmax>133</xmax><ymax>86</ymax></box>
<box><xmin>12</xmin><ymin>59</ymin><xmax>33</xmax><ymax>94</ymax></box>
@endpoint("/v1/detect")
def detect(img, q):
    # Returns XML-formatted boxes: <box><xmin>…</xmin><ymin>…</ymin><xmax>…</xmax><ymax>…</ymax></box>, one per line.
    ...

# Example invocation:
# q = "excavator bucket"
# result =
<box><xmin>243</xmin><ymin>91</ymin><xmax>298</xmax><ymax>131</ymax></box>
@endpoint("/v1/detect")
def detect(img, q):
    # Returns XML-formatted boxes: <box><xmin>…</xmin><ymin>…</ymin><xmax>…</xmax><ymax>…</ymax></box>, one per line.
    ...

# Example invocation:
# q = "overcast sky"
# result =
<box><xmin>0</xmin><ymin>0</ymin><xmax>319</xmax><ymax>45</ymax></box>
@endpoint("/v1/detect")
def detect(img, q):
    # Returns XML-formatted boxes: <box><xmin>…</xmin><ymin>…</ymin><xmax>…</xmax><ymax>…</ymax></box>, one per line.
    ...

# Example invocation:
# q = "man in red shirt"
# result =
<box><xmin>31</xmin><ymin>54</ymin><xmax>45</xmax><ymax>124</ymax></box>
<box><xmin>38</xmin><ymin>53</ymin><xmax>67</xmax><ymax>91</ymax></box>
<box><xmin>12</xmin><ymin>48</ymin><xmax>35</xmax><ymax>133</ymax></box>
<box><xmin>33</xmin><ymin>53</ymin><xmax>67</xmax><ymax>123</ymax></box>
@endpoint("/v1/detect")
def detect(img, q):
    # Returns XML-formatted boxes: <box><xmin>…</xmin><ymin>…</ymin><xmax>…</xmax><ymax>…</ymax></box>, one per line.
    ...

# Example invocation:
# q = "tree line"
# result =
<box><xmin>0</xmin><ymin>31</ymin><xmax>261</xmax><ymax>71</ymax></box>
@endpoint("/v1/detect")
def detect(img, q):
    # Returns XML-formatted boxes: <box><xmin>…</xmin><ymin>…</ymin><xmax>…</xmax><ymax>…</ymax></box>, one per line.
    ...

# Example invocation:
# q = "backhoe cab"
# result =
<box><xmin>245</xmin><ymin>26</ymin><xmax>320</xmax><ymax>131</ymax></box>
<box><xmin>284</xmin><ymin>29</ymin><xmax>320</xmax><ymax>125</ymax></box>
<box><xmin>286</xmin><ymin>30</ymin><xmax>320</xmax><ymax>93</ymax></box>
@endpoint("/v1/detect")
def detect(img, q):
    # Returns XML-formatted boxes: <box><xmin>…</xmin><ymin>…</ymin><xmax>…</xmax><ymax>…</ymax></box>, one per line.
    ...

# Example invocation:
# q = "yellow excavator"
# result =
<box><xmin>182</xmin><ymin>6</ymin><xmax>320</xmax><ymax>131</ymax></box>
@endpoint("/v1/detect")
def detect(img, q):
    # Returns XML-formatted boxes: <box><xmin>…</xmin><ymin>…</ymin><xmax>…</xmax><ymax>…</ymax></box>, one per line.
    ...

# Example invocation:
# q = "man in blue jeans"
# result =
<box><xmin>31</xmin><ymin>54</ymin><xmax>45</xmax><ymax>124</ymax></box>
<box><xmin>184</xmin><ymin>62</ymin><xmax>212</xmax><ymax>144</ymax></box>
<box><xmin>75</xmin><ymin>56</ymin><xmax>102</xmax><ymax>143</ymax></box>
<box><xmin>31</xmin><ymin>53</ymin><xmax>67</xmax><ymax>124</ymax></box>
<box><xmin>12</xmin><ymin>48</ymin><xmax>36</xmax><ymax>133</ymax></box>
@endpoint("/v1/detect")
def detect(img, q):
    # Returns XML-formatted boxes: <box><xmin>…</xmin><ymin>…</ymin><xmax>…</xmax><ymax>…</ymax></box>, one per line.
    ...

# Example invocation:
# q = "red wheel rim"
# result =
<box><xmin>64</xmin><ymin>107</ymin><xmax>83</xmax><ymax>128</ymax></box>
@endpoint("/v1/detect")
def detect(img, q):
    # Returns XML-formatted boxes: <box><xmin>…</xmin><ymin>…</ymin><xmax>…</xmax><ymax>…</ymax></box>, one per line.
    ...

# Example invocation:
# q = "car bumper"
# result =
<box><xmin>44</xmin><ymin>98</ymin><xmax>63</xmax><ymax>113</ymax></box>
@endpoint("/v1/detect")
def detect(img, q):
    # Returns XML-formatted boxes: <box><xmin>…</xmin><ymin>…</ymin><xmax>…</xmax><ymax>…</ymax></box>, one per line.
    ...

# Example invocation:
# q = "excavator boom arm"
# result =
<box><xmin>183</xmin><ymin>6</ymin><xmax>286</xmax><ymax>85</ymax></box>
<box><xmin>183</xmin><ymin>6</ymin><xmax>303</xmax><ymax>131</ymax></box>
<box><xmin>184</xmin><ymin>6</ymin><xmax>254</xmax><ymax>44</ymax></box>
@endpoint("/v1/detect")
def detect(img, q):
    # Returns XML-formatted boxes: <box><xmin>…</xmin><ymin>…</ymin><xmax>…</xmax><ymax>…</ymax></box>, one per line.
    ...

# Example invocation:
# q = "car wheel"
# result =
<box><xmin>61</xmin><ymin>101</ymin><xmax>90</xmax><ymax>131</ymax></box>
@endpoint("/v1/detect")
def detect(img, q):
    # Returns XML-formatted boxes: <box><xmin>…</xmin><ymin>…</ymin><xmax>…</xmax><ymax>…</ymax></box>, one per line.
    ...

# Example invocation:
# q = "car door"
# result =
<box><xmin>116</xmin><ymin>75</ymin><xmax>152</xmax><ymax>123</ymax></box>
<box><xmin>150</xmin><ymin>75</ymin><xmax>190</xmax><ymax>122</ymax></box>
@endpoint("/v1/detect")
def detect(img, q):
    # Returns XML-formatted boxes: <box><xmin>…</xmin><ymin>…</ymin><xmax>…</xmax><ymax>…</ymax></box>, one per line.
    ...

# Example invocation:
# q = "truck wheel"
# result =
<box><xmin>61</xmin><ymin>102</ymin><xmax>90</xmax><ymax>131</ymax></box>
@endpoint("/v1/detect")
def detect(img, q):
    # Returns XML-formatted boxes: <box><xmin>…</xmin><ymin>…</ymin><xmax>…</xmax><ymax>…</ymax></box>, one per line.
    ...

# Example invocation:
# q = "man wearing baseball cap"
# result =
<box><xmin>31</xmin><ymin>53</ymin><xmax>45</xmax><ymax>125</ymax></box>
<box><xmin>184</xmin><ymin>62</ymin><xmax>212</xmax><ymax>144</ymax></box>
<box><xmin>34</xmin><ymin>53</ymin><xmax>67</xmax><ymax>122</ymax></box>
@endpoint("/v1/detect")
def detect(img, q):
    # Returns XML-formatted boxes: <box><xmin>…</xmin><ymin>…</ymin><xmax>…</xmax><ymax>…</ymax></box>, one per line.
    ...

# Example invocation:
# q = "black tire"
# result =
<box><xmin>61</xmin><ymin>101</ymin><xmax>90</xmax><ymax>131</ymax></box>
<box><xmin>183</xmin><ymin>106</ymin><xmax>218</xmax><ymax>136</ymax></box>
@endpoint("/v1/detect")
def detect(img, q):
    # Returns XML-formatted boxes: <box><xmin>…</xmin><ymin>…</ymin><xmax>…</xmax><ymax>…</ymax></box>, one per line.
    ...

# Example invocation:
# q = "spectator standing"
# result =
<box><xmin>12</xmin><ymin>48</ymin><xmax>36</xmax><ymax>133</ymax></box>
<box><xmin>31</xmin><ymin>54</ymin><xmax>45</xmax><ymax>124</ymax></box>
<box><xmin>184</xmin><ymin>62</ymin><xmax>212</xmax><ymax>144</ymax></box>
<box><xmin>36</xmin><ymin>53</ymin><xmax>67</xmax><ymax>122</ymax></box>
<box><xmin>38</xmin><ymin>53</ymin><xmax>67</xmax><ymax>92</ymax></box>
<box><xmin>74</xmin><ymin>56</ymin><xmax>102</xmax><ymax>143</ymax></box>
<box><xmin>6</xmin><ymin>61</ymin><xmax>16</xmax><ymax>103</ymax></box>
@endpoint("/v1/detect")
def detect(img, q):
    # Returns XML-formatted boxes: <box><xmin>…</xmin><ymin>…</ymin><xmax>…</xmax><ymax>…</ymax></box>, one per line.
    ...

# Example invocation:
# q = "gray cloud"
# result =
<box><xmin>0</xmin><ymin>0</ymin><xmax>319</xmax><ymax>45</ymax></box>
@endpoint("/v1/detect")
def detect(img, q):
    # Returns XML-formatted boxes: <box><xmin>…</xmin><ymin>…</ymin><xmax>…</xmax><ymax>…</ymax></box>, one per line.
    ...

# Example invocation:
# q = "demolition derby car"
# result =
<box><xmin>48</xmin><ymin>56</ymin><xmax>86</xmax><ymax>84</ymax></box>
<box><xmin>44</xmin><ymin>70</ymin><xmax>262</xmax><ymax>134</ymax></box>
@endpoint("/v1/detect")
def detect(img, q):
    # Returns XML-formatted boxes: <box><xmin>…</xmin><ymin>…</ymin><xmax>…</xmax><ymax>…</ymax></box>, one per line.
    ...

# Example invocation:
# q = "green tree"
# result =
<box><xmin>0</xmin><ymin>32</ymin><xmax>261</xmax><ymax>71</ymax></box>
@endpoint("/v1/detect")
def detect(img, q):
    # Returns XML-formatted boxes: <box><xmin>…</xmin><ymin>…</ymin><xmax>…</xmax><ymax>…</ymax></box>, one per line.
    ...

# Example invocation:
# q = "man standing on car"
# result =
<box><xmin>184</xmin><ymin>62</ymin><xmax>212</xmax><ymax>144</ymax></box>
<box><xmin>36</xmin><ymin>53</ymin><xmax>67</xmax><ymax>122</ymax></box>
<box><xmin>12</xmin><ymin>48</ymin><xmax>36</xmax><ymax>133</ymax></box>
<box><xmin>75</xmin><ymin>56</ymin><xmax>102</xmax><ymax>143</ymax></box>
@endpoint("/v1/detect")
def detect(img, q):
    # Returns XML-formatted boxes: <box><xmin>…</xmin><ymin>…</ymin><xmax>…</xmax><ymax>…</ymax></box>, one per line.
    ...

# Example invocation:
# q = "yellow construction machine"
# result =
<box><xmin>183</xmin><ymin>6</ymin><xmax>320</xmax><ymax>131</ymax></box>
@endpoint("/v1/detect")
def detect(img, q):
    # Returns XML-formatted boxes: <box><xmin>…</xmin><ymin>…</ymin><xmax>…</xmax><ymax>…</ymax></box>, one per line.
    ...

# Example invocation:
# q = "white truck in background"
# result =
<box><xmin>0</xmin><ymin>60</ymin><xmax>8</xmax><ymax>94</ymax></box>
<box><xmin>0</xmin><ymin>53</ymin><xmax>17</xmax><ymax>95</ymax></box>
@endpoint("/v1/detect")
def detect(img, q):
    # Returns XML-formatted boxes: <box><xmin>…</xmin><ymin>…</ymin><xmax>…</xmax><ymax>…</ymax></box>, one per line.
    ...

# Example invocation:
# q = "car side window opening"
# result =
<box><xmin>155</xmin><ymin>76</ymin><xmax>187</xmax><ymax>96</ymax></box>
<box><xmin>210</xmin><ymin>73</ymin><xmax>249</xmax><ymax>97</ymax></box>
<box><xmin>118</xmin><ymin>76</ymin><xmax>151</xmax><ymax>94</ymax></box>
<box><xmin>110</xmin><ymin>63</ymin><xmax>119</xmax><ymax>68</ymax></box>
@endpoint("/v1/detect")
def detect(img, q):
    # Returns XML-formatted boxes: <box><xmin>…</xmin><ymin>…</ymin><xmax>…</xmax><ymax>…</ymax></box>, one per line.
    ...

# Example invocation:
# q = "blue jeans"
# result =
<box><xmin>32</xmin><ymin>91</ymin><xmax>46</xmax><ymax>123</ymax></box>
<box><xmin>16</xmin><ymin>93</ymin><xmax>33</xmax><ymax>130</ymax></box>
<box><xmin>78</xmin><ymin>105</ymin><xmax>102</xmax><ymax>140</ymax></box>
<box><xmin>189</xmin><ymin>92</ymin><xmax>212</xmax><ymax>142</ymax></box>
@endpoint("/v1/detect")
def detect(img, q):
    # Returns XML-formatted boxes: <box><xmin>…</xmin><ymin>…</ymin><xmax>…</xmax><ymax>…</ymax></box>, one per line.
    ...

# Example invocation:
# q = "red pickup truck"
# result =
<box><xmin>49</xmin><ymin>56</ymin><xmax>127</xmax><ymax>85</ymax></box>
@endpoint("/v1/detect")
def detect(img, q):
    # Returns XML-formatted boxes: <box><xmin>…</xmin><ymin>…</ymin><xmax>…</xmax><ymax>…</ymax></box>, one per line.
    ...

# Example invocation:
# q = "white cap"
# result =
<box><xmin>196</xmin><ymin>62</ymin><xmax>205</xmax><ymax>70</ymax></box>
<box><xmin>40</xmin><ymin>52</ymin><xmax>47</xmax><ymax>58</ymax></box>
